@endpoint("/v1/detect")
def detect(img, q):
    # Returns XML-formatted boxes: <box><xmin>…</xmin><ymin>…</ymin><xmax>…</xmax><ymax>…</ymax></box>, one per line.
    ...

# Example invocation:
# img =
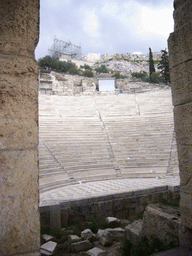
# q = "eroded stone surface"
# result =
<box><xmin>168</xmin><ymin>0</ymin><xmax>192</xmax><ymax>249</ymax></box>
<box><xmin>68</xmin><ymin>235</ymin><xmax>81</xmax><ymax>242</ymax></box>
<box><xmin>42</xmin><ymin>234</ymin><xmax>54</xmax><ymax>242</ymax></box>
<box><xmin>81</xmin><ymin>229</ymin><xmax>94</xmax><ymax>241</ymax></box>
<box><xmin>97</xmin><ymin>229</ymin><xmax>112</xmax><ymax>246</ymax></box>
<box><xmin>125</xmin><ymin>220</ymin><xmax>143</xmax><ymax>244</ymax></box>
<box><xmin>86</xmin><ymin>247</ymin><xmax>107</xmax><ymax>256</ymax></box>
<box><xmin>106</xmin><ymin>217</ymin><xmax>121</xmax><ymax>226</ymax></box>
<box><xmin>71</xmin><ymin>240</ymin><xmax>91</xmax><ymax>252</ymax></box>
<box><xmin>141</xmin><ymin>204</ymin><xmax>180</xmax><ymax>245</ymax></box>
<box><xmin>40</xmin><ymin>241</ymin><xmax>57</xmax><ymax>255</ymax></box>
<box><xmin>0</xmin><ymin>0</ymin><xmax>39</xmax><ymax>57</ymax></box>
<box><xmin>106</xmin><ymin>228</ymin><xmax>125</xmax><ymax>238</ymax></box>
<box><xmin>0</xmin><ymin>0</ymin><xmax>40</xmax><ymax>255</ymax></box>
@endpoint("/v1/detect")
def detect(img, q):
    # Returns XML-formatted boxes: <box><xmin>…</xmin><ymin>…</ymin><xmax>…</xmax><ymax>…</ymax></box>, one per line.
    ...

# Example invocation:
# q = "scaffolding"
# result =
<box><xmin>48</xmin><ymin>38</ymin><xmax>82</xmax><ymax>60</ymax></box>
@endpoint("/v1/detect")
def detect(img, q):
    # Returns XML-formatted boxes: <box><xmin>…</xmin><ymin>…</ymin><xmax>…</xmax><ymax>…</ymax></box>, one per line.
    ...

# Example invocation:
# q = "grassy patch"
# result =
<box><xmin>87</xmin><ymin>215</ymin><xmax>109</xmax><ymax>233</ymax></box>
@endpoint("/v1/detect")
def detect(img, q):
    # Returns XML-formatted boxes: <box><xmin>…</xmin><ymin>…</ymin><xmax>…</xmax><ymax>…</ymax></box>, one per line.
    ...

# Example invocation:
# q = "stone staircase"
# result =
<box><xmin>39</xmin><ymin>90</ymin><xmax>179</xmax><ymax>193</ymax></box>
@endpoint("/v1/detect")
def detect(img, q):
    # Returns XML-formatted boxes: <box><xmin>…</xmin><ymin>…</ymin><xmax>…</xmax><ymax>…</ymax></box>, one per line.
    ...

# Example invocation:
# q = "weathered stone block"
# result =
<box><xmin>81</xmin><ymin>229</ymin><xmax>94</xmax><ymax>241</ymax></box>
<box><xmin>86</xmin><ymin>247</ymin><xmax>107</xmax><ymax>256</ymax></box>
<box><xmin>173</xmin><ymin>0</ymin><xmax>192</xmax><ymax>30</ymax></box>
<box><xmin>0</xmin><ymin>0</ymin><xmax>39</xmax><ymax>57</ymax></box>
<box><xmin>97</xmin><ymin>229</ymin><xmax>112</xmax><ymax>246</ymax></box>
<box><xmin>42</xmin><ymin>234</ymin><xmax>54</xmax><ymax>242</ymax></box>
<box><xmin>168</xmin><ymin>21</ymin><xmax>192</xmax><ymax>69</ymax></box>
<box><xmin>40</xmin><ymin>241</ymin><xmax>57</xmax><ymax>255</ymax></box>
<box><xmin>0</xmin><ymin>54</ymin><xmax>39</xmax><ymax>76</ymax></box>
<box><xmin>106</xmin><ymin>227</ymin><xmax>125</xmax><ymax>238</ymax></box>
<box><xmin>179</xmin><ymin>223</ymin><xmax>192</xmax><ymax>250</ymax></box>
<box><xmin>71</xmin><ymin>240</ymin><xmax>91</xmax><ymax>252</ymax></box>
<box><xmin>180</xmin><ymin>186</ymin><xmax>192</xmax><ymax>229</ymax></box>
<box><xmin>113</xmin><ymin>199</ymin><xmax>122</xmax><ymax>211</ymax></box>
<box><xmin>1</xmin><ymin>118</ymin><xmax>38</xmax><ymax>150</ymax></box>
<box><xmin>176</xmin><ymin>144</ymin><xmax>192</xmax><ymax>186</ymax></box>
<box><xmin>50</xmin><ymin>205</ymin><xmax>61</xmax><ymax>230</ymax></box>
<box><xmin>68</xmin><ymin>235</ymin><xmax>81</xmax><ymax>242</ymax></box>
<box><xmin>125</xmin><ymin>220</ymin><xmax>143</xmax><ymax>244</ymax></box>
<box><xmin>141</xmin><ymin>204</ymin><xmax>180</xmax><ymax>245</ymax></box>
<box><xmin>0</xmin><ymin>56</ymin><xmax>38</xmax><ymax>120</ymax></box>
<box><xmin>170</xmin><ymin>61</ymin><xmax>192</xmax><ymax>106</ymax></box>
<box><xmin>106</xmin><ymin>217</ymin><xmax>121</xmax><ymax>227</ymax></box>
<box><xmin>174</xmin><ymin>103</ymin><xmax>192</xmax><ymax>144</ymax></box>
<box><xmin>0</xmin><ymin>149</ymin><xmax>39</xmax><ymax>255</ymax></box>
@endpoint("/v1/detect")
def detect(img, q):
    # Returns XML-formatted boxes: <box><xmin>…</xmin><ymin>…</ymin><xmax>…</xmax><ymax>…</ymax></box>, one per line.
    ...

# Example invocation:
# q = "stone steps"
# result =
<box><xmin>39</xmin><ymin>91</ymin><xmax>179</xmax><ymax>192</ymax></box>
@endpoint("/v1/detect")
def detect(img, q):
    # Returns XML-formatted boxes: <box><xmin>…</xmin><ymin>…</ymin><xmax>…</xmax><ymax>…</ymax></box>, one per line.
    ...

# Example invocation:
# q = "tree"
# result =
<box><xmin>38</xmin><ymin>55</ymin><xmax>79</xmax><ymax>74</ymax></box>
<box><xmin>94</xmin><ymin>65</ymin><xmax>108</xmax><ymax>73</ymax></box>
<box><xmin>83</xmin><ymin>69</ymin><xmax>94</xmax><ymax>77</ymax></box>
<box><xmin>80</xmin><ymin>64</ymin><xmax>92</xmax><ymax>70</ymax></box>
<box><xmin>38</xmin><ymin>55</ymin><xmax>58</xmax><ymax>69</ymax></box>
<box><xmin>149</xmin><ymin>48</ymin><xmax>155</xmax><ymax>82</ymax></box>
<box><xmin>69</xmin><ymin>67</ymin><xmax>79</xmax><ymax>75</ymax></box>
<box><xmin>157</xmin><ymin>49</ymin><xmax>170</xmax><ymax>84</ymax></box>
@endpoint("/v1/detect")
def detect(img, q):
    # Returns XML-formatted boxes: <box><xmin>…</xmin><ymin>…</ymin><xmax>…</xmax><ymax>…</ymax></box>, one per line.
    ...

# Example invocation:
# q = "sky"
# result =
<box><xmin>35</xmin><ymin>0</ymin><xmax>174</xmax><ymax>60</ymax></box>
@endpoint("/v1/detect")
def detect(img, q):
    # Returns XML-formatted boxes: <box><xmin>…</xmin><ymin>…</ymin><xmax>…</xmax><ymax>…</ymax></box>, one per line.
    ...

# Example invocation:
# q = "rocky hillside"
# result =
<box><xmin>93</xmin><ymin>59</ymin><xmax>149</xmax><ymax>77</ymax></box>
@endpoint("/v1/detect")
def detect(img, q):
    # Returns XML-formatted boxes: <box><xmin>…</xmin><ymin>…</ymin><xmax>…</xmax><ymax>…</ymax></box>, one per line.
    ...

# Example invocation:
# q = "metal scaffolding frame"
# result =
<box><xmin>48</xmin><ymin>38</ymin><xmax>82</xmax><ymax>60</ymax></box>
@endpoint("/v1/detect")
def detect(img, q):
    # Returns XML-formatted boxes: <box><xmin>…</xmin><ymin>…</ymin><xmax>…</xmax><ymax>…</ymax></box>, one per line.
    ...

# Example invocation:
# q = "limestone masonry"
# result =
<box><xmin>168</xmin><ymin>0</ymin><xmax>192</xmax><ymax>249</ymax></box>
<box><xmin>1</xmin><ymin>1</ymin><xmax>40</xmax><ymax>255</ymax></box>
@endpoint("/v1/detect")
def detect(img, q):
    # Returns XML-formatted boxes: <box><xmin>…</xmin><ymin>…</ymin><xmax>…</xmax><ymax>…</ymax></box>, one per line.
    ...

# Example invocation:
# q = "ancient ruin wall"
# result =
<box><xmin>0</xmin><ymin>1</ymin><xmax>40</xmax><ymax>255</ymax></box>
<box><xmin>168</xmin><ymin>0</ymin><xmax>192</xmax><ymax>249</ymax></box>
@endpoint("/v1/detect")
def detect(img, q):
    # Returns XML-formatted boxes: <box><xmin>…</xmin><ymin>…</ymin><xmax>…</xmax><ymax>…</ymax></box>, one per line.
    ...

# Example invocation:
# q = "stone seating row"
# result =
<box><xmin>39</xmin><ymin>90</ymin><xmax>179</xmax><ymax>193</ymax></box>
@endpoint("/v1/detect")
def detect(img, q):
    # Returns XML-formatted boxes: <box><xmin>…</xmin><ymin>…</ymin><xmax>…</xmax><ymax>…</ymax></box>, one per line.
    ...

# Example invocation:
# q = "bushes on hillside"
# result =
<box><xmin>83</xmin><ymin>69</ymin><xmax>94</xmax><ymax>77</ymax></box>
<box><xmin>131</xmin><ymin>71</ymin><xmax>147</xmax><ymax>80</ymax></box>
<box><xmin>112</xmin><ymin>72</ymin><xmax>126</xmax><ymax>79</ymax></box>
<box><xmin>80</xmin><ymin>64</ymin><xmax>92</xmax><ymax>70</ymax></box>
<box><xmin>131</xmin><ymin>71</ymin><xmax>163</xmax><ymax>84</ymax></box>
<box><xmin>94</xmin><ymin>65</ymin><xmax>108</xmax><ymax>73</ymax></box>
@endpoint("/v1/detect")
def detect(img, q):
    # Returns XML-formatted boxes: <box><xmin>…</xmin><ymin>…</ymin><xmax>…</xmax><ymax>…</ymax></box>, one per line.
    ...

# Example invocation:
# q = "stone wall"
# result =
<box><xmin>168</xmin><ymin>0</ymin><xmax>192</xmax><ymax>249</ymax></box>
<box><xmin>0</xmin><ymin>1</ymin><xmax>40</xmax><ymax>255</ymax></box>
<box><xmin>40</xmin><ymin>185</ymin><xmax>180</xmax><ymax>230</ymax></box>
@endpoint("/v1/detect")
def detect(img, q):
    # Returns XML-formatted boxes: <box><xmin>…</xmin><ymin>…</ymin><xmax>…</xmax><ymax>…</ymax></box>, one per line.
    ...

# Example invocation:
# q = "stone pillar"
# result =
<box><xmin>168</xmin><ymin>0</ymin><xmax>192</xmax><ymax>249</ymax></box>
<box><xmin>0</xmin><ymin>1</ymin><xmax>40</xmax><ymax>255</ymax></box>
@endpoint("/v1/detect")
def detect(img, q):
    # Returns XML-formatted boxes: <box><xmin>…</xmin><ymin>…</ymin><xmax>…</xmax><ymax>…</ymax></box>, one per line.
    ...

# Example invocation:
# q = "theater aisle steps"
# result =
<box><xmin>39</xmin><ymin>90</ymin><xmax>179</xmax><ymax>193</ymax></box>
<box><xmin>39</xmin><ymin>96</ymin><xmax>118</xmax><ymax>193</ymax></box>
<box><xmin>94</xmin><ymin>91</ymin><xmax>179</xmax><ymax>178</ymax></box>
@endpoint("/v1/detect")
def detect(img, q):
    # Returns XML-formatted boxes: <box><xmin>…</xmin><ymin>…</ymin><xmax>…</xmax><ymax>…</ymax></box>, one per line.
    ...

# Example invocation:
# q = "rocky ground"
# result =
<box><xmin>40</xmin><ymin>202</ymin><xmax>181</xmax><ymax>256</ymax></box>
<box><xmin>93</xmin><ymin>59</ymin><xmax>150</xmax><ymax>77</ymax></box>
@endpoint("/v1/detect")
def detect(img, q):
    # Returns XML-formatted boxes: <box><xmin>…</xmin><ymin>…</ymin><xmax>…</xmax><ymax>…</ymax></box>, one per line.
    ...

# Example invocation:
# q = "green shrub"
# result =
<box><xmin>131</xmin><ymin>71</ymin><xmax>147</xmax><ymax>80</ymax></box>
<box><xmin>87</xmin><ymin>215</ymin><xmax>109</xmax><ymax>233</ymax></box>
<box><xmin>69</xmin><ymin>67</ymin><xmax>79</xmax><ymax>75</ymax></box>
<box><xmin>150</xmin><ymin>72</ymin><xmax>163</xmax><ymax>84</ymax></box>
<box><xmin>83</xmin><ymin>69</ymin><xmax>94</xmax><ymax>77</ymax></box>
<box><xmin>112</xmin><ymin>72</ymin><xmax>126</xmax><ymax>79</ymax></box>
<box><xmin>94</xmin><ymin>64</ymin><xmax>108</xmax><ymax>73</ymax></box>
<box><xmin>80</xmin><ymin>64</ymin><xmax>92</xmax><ymax>70</ymax></box>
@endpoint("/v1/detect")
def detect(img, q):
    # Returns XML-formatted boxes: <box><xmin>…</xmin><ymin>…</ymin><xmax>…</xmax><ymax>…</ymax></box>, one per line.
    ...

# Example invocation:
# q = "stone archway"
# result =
<box><xmin>0</xmin><ymin>0</ymin><xmax>192</xmax><ymax>255</ymax></box>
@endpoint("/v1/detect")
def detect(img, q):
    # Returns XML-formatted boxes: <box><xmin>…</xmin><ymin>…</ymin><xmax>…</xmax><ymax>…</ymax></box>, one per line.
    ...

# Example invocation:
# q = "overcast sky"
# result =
<box><xmin>35</xmin><ymin>0</ymin><xmax>174</xmax><ymax>60</ymax></box>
